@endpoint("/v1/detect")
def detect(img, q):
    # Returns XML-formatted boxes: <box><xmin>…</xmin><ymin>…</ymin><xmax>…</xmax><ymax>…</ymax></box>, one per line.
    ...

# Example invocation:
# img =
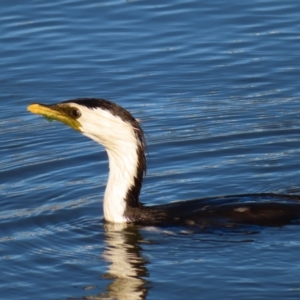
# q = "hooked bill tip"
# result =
<box><xmin>27</xmin><ymin>103</ymin><xmax>43</xmax><ymax>114</ymax></box>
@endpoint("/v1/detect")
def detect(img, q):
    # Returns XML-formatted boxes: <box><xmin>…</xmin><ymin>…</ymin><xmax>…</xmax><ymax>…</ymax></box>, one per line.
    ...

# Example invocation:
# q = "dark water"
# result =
<box><xmin>1</xmin><ymin>0</ymin><xmax>300</xmax><ymax>299</ymax></box>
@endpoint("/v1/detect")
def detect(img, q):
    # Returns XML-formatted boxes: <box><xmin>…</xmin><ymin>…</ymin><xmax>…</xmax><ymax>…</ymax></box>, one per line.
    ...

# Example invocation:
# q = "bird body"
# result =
<box><xmin>28</xmin><ymin>98</ymin><xmax>300</xmax><ymax>228</ymax></box>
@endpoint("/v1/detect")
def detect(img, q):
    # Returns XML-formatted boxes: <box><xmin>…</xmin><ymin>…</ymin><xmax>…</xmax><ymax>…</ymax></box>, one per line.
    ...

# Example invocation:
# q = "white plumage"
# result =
<box><xmin>70</xmin><ymin>103</ymin><xmax>140</xmax><ymax>223</ymax></box>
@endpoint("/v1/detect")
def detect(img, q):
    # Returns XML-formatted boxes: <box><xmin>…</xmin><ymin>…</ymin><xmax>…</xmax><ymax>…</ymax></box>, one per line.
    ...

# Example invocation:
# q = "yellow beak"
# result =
<box><xmin>27</xmin><ymin>103</ymin><xmax>81</xmax><ymax>131</ymax></box>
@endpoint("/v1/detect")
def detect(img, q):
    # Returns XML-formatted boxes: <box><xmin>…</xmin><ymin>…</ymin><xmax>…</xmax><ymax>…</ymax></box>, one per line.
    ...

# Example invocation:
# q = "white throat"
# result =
<box><xmin>71</xmin><ymin>103</ymin><xmax>142</xmax><ymax>223</ymax></box>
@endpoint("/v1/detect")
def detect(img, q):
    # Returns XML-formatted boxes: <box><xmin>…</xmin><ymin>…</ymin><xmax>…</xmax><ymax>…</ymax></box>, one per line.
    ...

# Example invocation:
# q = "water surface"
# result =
<box><xmin>1</xmin><ymin>0</ymin><xmax>300</xmax><ymax>299</ymax></box>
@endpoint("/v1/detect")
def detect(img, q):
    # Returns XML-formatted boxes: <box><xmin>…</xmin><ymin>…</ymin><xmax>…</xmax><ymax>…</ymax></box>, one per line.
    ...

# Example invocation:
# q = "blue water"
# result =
<box><xmin>1</xmin><ymin>0</ymin><xmax>300</xmax><ymax>299</ymax></box>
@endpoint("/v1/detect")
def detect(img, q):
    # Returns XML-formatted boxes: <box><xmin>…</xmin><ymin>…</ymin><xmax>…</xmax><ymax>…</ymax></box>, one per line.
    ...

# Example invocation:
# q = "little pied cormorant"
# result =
<box><xmin>27</xmin><ymin>98</ymin><xmax>300</xmax><ymax>228</ymax></box>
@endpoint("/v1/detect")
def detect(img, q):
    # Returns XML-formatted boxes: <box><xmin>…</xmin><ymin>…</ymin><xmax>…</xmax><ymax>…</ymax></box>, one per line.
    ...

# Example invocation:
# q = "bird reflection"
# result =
<box><xmin>97</xmin><ymin>223</ymin><xmax>149</xmax><ymax>300</ymax></box>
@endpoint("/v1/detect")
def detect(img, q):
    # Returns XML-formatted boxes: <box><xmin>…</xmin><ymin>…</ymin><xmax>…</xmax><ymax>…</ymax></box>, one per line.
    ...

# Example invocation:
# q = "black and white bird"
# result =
<box><xmin>28</xmin><ymin>98</ymin><xmax>300</xmax><ymax>228</ymax></box>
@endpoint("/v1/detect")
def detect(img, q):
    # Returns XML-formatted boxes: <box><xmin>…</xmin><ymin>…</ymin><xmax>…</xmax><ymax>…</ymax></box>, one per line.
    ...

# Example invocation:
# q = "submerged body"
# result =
<box><xmin>27</xmin><ymin>98</ymin><xmax>300</xmax><ymax>228</ymax></box>
<box><xmin>131</xmin><ymin>194</ymin><xmax>300</xmax><ymax>227</ymax></box>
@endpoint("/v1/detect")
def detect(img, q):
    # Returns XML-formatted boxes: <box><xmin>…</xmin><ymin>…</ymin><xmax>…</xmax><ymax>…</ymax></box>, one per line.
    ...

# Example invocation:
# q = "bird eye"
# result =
<box><xmin>71</xmin><ymin>108</ymin><xmax>81</xmax><ymax>119</ymax></box>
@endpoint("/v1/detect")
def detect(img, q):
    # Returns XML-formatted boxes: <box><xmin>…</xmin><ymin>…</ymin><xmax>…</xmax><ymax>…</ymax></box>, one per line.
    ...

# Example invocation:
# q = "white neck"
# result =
<box><xmin>103</xmin><ymin>140</ymin><xmax>140</xmax><ymax>222</ymax></box>
<box><xmin>71</xmin><ymin>103</ymin><xmax>143</xmax><ymax>223</ymax></box>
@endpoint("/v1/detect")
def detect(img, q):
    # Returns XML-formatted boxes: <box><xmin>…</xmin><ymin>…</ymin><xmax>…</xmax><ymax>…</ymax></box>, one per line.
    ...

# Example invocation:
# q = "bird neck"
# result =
<box><xmin>79</xmin><ymin>109</ymin><xmax>146</xmax><ymax>223</ymax></box>
<box><xmin>104</xmin><ymin>140</ymin><xmax>144</xmax><ymax>223</ymax></box>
